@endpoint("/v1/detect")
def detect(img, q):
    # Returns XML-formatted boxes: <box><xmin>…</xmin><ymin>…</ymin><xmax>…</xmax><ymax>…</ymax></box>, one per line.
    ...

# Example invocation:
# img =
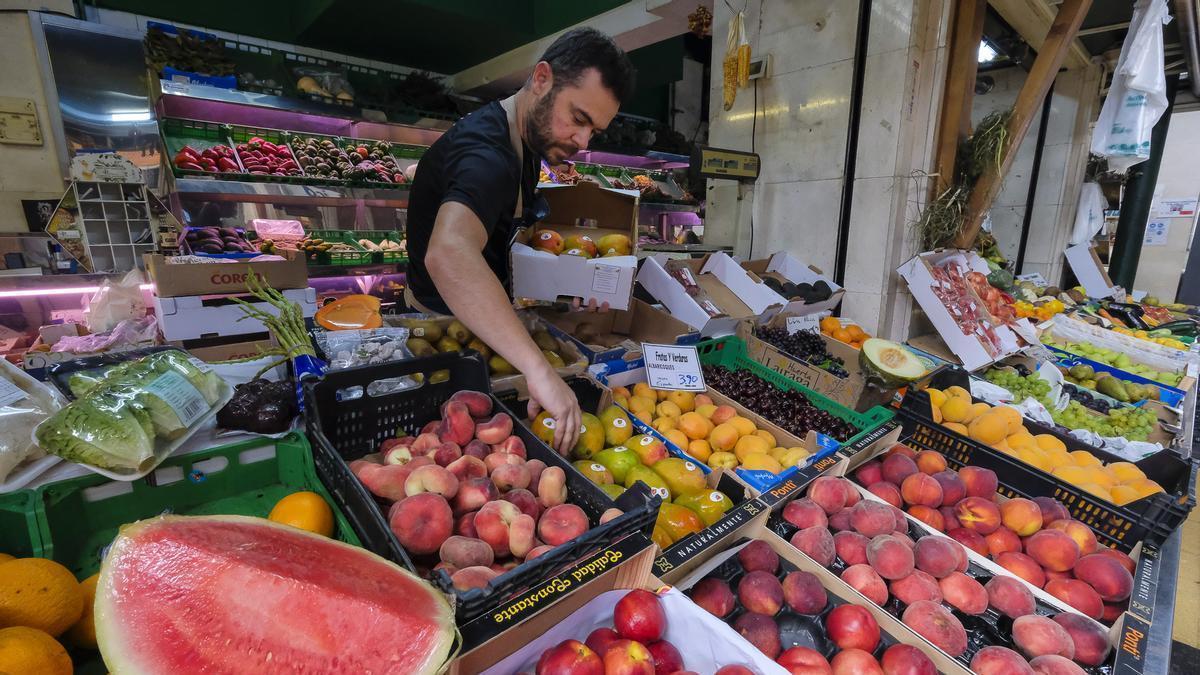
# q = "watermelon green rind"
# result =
<box><xmin>95</xmin><ymin>515</ymin><xmax>455</xmax><ymax>674</ymax></box>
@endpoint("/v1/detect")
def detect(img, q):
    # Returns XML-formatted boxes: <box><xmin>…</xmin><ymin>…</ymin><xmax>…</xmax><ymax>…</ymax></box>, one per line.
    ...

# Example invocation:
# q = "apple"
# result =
<box><xmin>614</xmin><ymin>589</ymin><xmax>667</xmax><ymax>643</ymax></box>
<box><xmin>536</xmin><ymin>639</ymin><xmax>603</xmax><ymax>675</ymax></box>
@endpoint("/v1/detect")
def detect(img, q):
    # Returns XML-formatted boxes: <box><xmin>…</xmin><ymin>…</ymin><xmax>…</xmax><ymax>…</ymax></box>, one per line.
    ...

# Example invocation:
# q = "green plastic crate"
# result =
<box><xmin>697</xmin><ymin>336</ymin><xmax>895</xmax><ymax>447</ymax></box>
<box><xmin>227</xmin><ymin>123</ymin><xmax>313</xmax><ymax>186</ymax></box>
<box><xmin>160</xmin><ymin>117</ymin><xmax>240</xmax><ymax>178</ymax></box>
<box><xmin>0</xmin><ymin>489</ymin><xmax>44</xmax><ymax>558</ymax></box>
<box><xmin>391</xmin><ymin>143</ymin><xmax>427</xmax><ymax>161</ymax></box>
<box><xmin>302</xmin><ymin>229</ymin><xmax>374</xmax><ymax>266</ymax></box>
<box><xmin>36</xmin><ymin>433</ymin><xmax>360</xmax><ymax>579</ymax></box>
<box><xmin>352</xmin><ymin>229</ymin><xmax>407</xmax><ymax>264</ymax></box>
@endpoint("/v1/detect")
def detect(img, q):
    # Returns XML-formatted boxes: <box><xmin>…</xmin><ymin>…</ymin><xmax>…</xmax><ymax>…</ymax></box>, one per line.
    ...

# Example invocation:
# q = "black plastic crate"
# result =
<box><xmin>898</xmin><ymin>390</ymin><xmax>1196</xmax><ymax>552</ymax></box>
<box><xmin>303</xmin><ymin>351</ymin><xmax>659</xmax><ymax>621</ymax></box>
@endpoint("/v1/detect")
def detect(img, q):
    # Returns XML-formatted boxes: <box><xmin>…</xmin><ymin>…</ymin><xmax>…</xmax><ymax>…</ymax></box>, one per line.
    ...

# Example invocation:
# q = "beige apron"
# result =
<box><xmin>405</xmin><ymin>97</ymin><xmax>525</xmax><ymax>316</ymax></box>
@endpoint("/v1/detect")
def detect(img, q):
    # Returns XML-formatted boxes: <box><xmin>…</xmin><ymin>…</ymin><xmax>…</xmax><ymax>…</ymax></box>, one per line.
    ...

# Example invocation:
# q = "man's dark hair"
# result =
<box><xmin>538</xmin><ymin>27</ymin><xmax>636</xmax><ymax>104</ymax></box>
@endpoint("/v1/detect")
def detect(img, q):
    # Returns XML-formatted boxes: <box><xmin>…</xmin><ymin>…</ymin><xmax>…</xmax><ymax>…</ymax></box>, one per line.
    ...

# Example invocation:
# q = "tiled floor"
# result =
<box><xmin>1173</xmin><ymin>513</ymin><xmax>1200</xmax><ymax>647</ymax></box>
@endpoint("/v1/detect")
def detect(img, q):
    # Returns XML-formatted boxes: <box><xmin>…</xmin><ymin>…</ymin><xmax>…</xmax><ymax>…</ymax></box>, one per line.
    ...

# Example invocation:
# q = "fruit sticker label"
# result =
<box><xmin>641</xmin><ymin>343</ymin><xmax>706</xmax><ymax>391</ymax></box>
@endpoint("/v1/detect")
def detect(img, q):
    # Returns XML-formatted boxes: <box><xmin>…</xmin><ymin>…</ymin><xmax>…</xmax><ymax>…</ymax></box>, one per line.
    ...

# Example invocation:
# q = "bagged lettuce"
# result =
<box><xmin>0</xmin><ymin>360</ymin><xmax>66</xmax><ymax>485</ymax></box>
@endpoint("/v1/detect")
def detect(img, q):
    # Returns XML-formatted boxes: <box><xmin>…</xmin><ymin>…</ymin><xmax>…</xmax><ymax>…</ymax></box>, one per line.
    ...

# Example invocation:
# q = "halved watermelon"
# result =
<box><xmin>95</xmin><ymin>515</ymin><xmax>455</xmax><ymax>674</ymax></box>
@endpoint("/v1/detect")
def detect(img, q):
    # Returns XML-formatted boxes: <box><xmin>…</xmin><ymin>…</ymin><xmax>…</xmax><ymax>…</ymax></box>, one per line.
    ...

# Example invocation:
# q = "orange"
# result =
<box><xmin>1051</xmin><ymin>465</ymin><xmax>1092</xmax><ymax>485</ymax></box>
<box><xmin>1106</xmin><ymin>462</ymin><xmax>1146</xmax><ymax>484</ymax></box>
<box><xmin>832</xmin><ymin>328</ymin><xmax>852</xmax><ymax>343</ymax></box>
<box><xmin>943</xmin><ymin>422</ymin><xmax>969</xmax><ymax>435</ymax></box>
<box><xmin>0</xmin><ymin>558</ymin><xmax>83</xmax><ymax>637</ymax></box>
<box><xmin>0</xmin><ymin>627</ymin><xmax>72</xmax><ymax>675</ymax></box>
<box><xmin>1109</xmin><ymin>485</ymin><xmax>1140</xmax><ymax>506</ymax></box>
<box><xmin>268</xmin><ymin>491</ymin><xmax>335</xmax><ymax>537</ymax></box>
<box><xmin>64</xmin><ymin>574</ymin><xmax>98</xmax><ymax>649</ymax></box>
<box><xmin>925</xmin><ymin>389</ymin><xmax>948</xmax><ymax>408</ymax></box>
<box><xmin>1034</xmin><ymin>435</ymin><xmax>1067</xmax><ymax>454</ymax></box>
<box><xmin>846</xmin><ymin>324</ymin><xmax>866</xmax><ymax>340</ymax></box>
<box><xmin>820</xmin><ymin>316</ymin><xmax>841</xmax><ymax>333</ymax></box>
<box><xmin>1069</xmin><ymin>450</ymin><xmax>1102</xmax><ymax>468</ymax></box>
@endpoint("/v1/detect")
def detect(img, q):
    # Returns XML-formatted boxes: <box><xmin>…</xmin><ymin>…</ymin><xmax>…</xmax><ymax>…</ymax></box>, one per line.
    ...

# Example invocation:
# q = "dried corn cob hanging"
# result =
<box><xmin>722</xmin><ymin>11</ymin><xmax>747</xmax><ymax>110</ymax></box>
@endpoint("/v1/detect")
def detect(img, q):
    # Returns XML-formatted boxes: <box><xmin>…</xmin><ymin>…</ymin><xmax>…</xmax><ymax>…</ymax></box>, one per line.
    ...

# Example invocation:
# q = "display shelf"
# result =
<box><xmin>171</xmin><ymin>177</ymin><xmax>409</xmax><ymax>207</ymax></box>
<box><xmin>638</xmin><ymin>244</ymin><xmax>731</xmax><ymax>254</ymax></box>
<box><xmin>639</xmin><ymin>201</ymin><xmax>701</xmax><ymax>212</ymax></box>
<box><xmin>306</xmin><ymin>261</ymin><xmax>406</xmax><ymax>278</ymax></box>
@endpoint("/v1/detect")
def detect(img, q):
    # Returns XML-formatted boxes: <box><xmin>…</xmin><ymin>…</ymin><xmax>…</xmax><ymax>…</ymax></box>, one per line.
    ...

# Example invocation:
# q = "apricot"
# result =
<box><xmin>985</xmin><ymin>575</ymin><xmax>1036</xmax><ymax>618</ymax></box>
<box><xmin>881</xmin><ymin>453</ymin><xmax>919</xmax><ymax>486</ymax></box>
<box><xmin>955</xmin><ymin>496</ymin><xmax>1002</xmax><ymax>534</ymax></box>
<box><xmin>1013</xmin><ymin>614</ymin><xmax>1075</xmax><ymax>660</ymax></box>
<box><xmin>737</xmin><ymin>539</ymin><xmax>780</xmax><ymax>574</ymax></box>
<box><xmin>791</xmin><ymin>526</ymin><xmax>836</xmax><ymax>567</ymax></box>
<box><xmin>1044</xmin><ymin>519</ymin><xmax>1098</xmax><ymax>557</ymax></box>
<box><xmin>914</xmin><ymin>536</ymin><xmax>960</xmax><ymax>578</ymax></box>
<box><xmin>834</xmin><ymin>531</ymin><xmax>870</xmax><ymax>566</ymax></box>
<box><xmin>1052</xmin><ymin>612</ymin><xmax>1112</xmax><ymax>666</ymax></box>
<box><xmin>947</xmin><ymin>527</ymin><xmax>989</xmax><ymax>556</ymax></box>
<box><xmin>841</xmin><ymin>564</ymin><xmax>888</xmax><ymax>606</ymax></box>
<box><xmin>1000</xmin><ymin>498</ymin><xmax>1044</xmax><ymax>536</ymax></box>
<box><xmin>1073</xmin><ymin>553</ymin><xmax>1133</xmax><ymax>602</ymax></box>
<box><xmin>901</xmin><ymin>473</ymin><xmax>943</xmax><ymax>508</ymax></box>
<box><xmin>971</xmin><ymin>646</ymin><xmax>1035</xmax><ymax>675</ymax></box>
<box><xmin>784</xmin><ymin>498</ymin><xmax>830</xmax><ymax>530</ymax></box>
<box><xmin>1029</xmin><ymin>654</ymin><xmax>1087</xmax><ymax>675</ymax></box>
<box><xmin>1044</xmin><ymin>579</ymin><xmax>1104</xmax><ymax>620</ymax></box>
<box><xmin>710</xmin><ymin>405</ymin><xmax>737</xmax><ymax>424</ymax></box>
<box><xmin>390</xmin><ymin>493</ymin><xmax>453</xmax><ymax>555</ymax></box>
<box><xmin>782</xmin><ymin>570</ymin><xmax>828</xmax><ymax>615</ymax></box>
<box><xmin>890</xmin><ymin>569</ymin><xmax>943</xmax><ymax>605</ymax></box>
<box><xmin>901</xmin><ymin>600</ymin><xmax>967</xmax><ymax>656</ymax></box>
<box><xmin>687</xmin><ymin>439</ymin><xmax>712</xmax><ymax>462</ymax></box>
<box><xmin>939</xmin><ymin>572</ymin><xmax>989</xmax><ymax>614</ymax></box>
<box><xmin>907</xmin><ymin>505</ymin><xmax>944</xmax><ymax>532</ymax></box>
<box><xmin>931</xmin><ymin>470</ymin><xmax>966</xmax><ymax>507</ymax></box>
<box><xmin>677</xmin><ymin>412</ymin><xmax>712</xmax><ymax>441</ymax></box>
<box><xmin>851</xmin><ymin>500</ymin><xmax>897</xmax><ymax>537</ymax></box>
<box><xmin>958</xmin><ymin>465</ymin><xmax>999</xmax><ymax>499</ymax></box>
<box><xmin>996</xmin><ymin>552</ymin><xmax>1047</xmax><ymax>588</ymax></box>
<box><xmin>866</xmin><ymin>534</ymin><xmax>915</xmax><ymax>580</ymax></box>
<box><xmin>867</xmin><ymin>482</ymin><xmax>903</xmax><ymax>508</ymax></box>
<box><xmin>734</xmin><ymin>434</ymin><xmax>771</xmax><ymax>462</ymax></box>
<box><xmin>690</xmin><ymin>577</ymin><xmax>736</xmax><ymax>618</ymax></box>
<box><xmin>708</xmin><ymin>422</ymin><xmax>740</xmax><ymax>452</ymax></box>
<box><xmin>1025</xmin><ymin>530</ymin><xmax>1081</xmax><ymax>573</ymax></box>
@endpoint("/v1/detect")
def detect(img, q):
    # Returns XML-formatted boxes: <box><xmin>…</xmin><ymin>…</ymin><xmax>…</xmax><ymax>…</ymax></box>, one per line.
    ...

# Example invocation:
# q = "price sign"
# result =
<box><xmin>641</xmin><ymin>343</ymin><xmax>706</xmax><ymax>391</ymax></box>
<box><xmin>786</xmin><ymin>315</ymin><xmax>821</xmax><ymax>334</ymax></box>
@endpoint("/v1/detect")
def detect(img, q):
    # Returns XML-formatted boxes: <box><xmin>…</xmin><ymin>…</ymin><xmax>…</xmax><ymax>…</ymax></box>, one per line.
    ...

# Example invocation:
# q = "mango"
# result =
<box><xmin>593</xmin><ymin>446</ymin><xmax>640</xmax><ymax>483</ymax></box>
<box><xmin>675</xmin><ymin>489</ymin><xmax>735</xmax><ymax>526</ymax></box>
<box><xmin>625</xmin><ymin>464</ymin><xmax>672</xmax><ymax>500</ymax></box>
<box><xmin>599</xmin><ymin>405</ymin><xmax>633</xmax><ymax>446</ymax></box>
<box><xmin>651</xmin><ymin>457</ymin><xmax>708</xmax><ymax>497</ymax></box>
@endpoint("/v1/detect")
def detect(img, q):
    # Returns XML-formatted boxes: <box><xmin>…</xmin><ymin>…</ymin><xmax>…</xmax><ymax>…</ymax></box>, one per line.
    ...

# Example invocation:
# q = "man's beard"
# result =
<box><xmin>525</xmin><ymin>90</ymin><xmax>577</xmax><ymax>164</ymax></box>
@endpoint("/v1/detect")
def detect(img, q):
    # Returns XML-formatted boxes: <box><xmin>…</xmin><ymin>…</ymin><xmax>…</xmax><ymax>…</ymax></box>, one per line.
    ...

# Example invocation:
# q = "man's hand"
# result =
<box><xmin>571</xmin><ymin>297</ymin><xmax>611</xmax><ymax>312</ymax></box>
<box><xmin>526</xmin><ymin>363</ymin><xmax>582</xmax><ymax>455</ymax></box>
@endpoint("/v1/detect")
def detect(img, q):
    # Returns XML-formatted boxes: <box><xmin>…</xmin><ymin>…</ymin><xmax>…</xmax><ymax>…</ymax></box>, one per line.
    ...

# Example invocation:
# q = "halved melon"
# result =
<box><xmin>859</xmin><ymin>338</ymin><xmax>927</xmax><ymax>387</ymax></box>
<box><xmin>96</xmin><ymin>515</ymin><xmax>455</xmax><ymax>674</ymax></box>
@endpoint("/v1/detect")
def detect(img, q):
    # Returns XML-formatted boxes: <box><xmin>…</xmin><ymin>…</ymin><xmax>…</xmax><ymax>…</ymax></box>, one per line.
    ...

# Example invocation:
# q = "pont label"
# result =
<box><xmin>641</xmin><ymin>343</ymin><xmax>706</xmax><ymax>391</ymax></box>
<box><xmin>612</xmin><ymin>418</ymin><xmax>628</xmax><ymax>428</ymax></box>
<box><xmin>541</xmin><ymin>417</ymin><xmax>556</xmax><ymax>430</ymax></box>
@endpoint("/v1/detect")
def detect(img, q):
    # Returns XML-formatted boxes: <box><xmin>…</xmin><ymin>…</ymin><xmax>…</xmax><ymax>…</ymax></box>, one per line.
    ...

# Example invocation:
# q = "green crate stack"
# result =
<box><xmin>391</xmin><ymin>144</ymin><xmax>427</xmax><ymax>162</ymax></box>
<box><xmin>0</xmin><ymin>489</ymin><xmax>44</xmax><ymax>558</ymax></box>
<box><xmin>303</xmin><ymin>229</ymin><xmax>374</xmax><ymax>266</ymax></box>
<box><xmin>159</xmin><ymin>117</ymin><xmax>240</xmax><ymax>178</ymax></box>
<box><xmin>36</xmin><ymin>433</ymin><xmax>360</xmax><ymax>579</ymax></box>
<box><xmin>351</xmin><ymin>229</ymin><xmax>407</xmax><ymax>263</ymax></box>
<box><xmin>697</xmin><ymin>336</ymin><xmax>895</xmax><ymax>447</ymax></box>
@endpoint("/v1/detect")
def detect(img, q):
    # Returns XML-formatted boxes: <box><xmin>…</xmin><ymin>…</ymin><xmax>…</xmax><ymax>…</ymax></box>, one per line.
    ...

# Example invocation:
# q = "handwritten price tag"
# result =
<box><xmin>641</xmin><ymin>343</ymin><xmax>706</xmax><ymax>391</ymax></box>
<box><xmin>786</xmin><ymin>315</ymin><xmax>821</xmax><ymax>334</ymax></box>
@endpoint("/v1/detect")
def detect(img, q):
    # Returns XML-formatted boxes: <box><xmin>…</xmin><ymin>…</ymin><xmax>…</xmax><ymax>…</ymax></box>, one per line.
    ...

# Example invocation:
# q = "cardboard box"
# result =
<box><xmin>1064</xmin><ymin>243</ymin><xmax>1121</xmax><ymax>299</ymax></box>
<box><xmin>637</xmin><ymin>252</ymin><xmax>788</xmax><ymax>337</ymax></box>
<box><xmin>510</xmin><ymin>182</ymin><xmax>640</xmax><ymax>310</ymax></box>
<box><xmin>897</xmin><ymin>249</ymin><xmax>1024</xmax><ymax>371</ymax></box>
<box><xmin>534</xmin><ymin>299</ymin><xmax>699</xmax><ymax>364</ymax></box>
<box><xmin>154</xmin><ymin>287</ymin><xmax>317</xmax><ymax>341</ymax></box>
<box><xmin>742</xmin><ymin>252</ymin><xmax>845</xmax><ymax>316</ymax></box>
<box><xmin>145</xmin><ymin>249</ymin><xmax>308</xmax><ymax>298</ymax></box>
<box><xmin>181</xmin><ymin>338</ymin><xmax>278</xmax><ymax>363</ymax></box>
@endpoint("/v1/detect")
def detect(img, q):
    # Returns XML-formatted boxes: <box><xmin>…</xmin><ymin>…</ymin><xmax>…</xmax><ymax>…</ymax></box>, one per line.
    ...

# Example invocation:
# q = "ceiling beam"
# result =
<box><xmin>989</xmin><ymin>0</ymin><xmax>1092</xmax><ymax>69</ymax></box>
<box><xmin>933</xmin><ymin>0</ymin><xmax>988</xmax><ymax>194</ymax></box>
<box><xmin>1077</xmin><ymin>21</ymin><xmax>1130</xmax><ymax>36</ymax></box>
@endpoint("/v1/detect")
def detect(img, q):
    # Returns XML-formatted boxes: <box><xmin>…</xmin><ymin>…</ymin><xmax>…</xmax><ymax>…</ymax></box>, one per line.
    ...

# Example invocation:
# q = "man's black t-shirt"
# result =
<box><xmin>406</xmin><ymin>101</ymin><xmax>539</xmax><ymax>315</ymax></box>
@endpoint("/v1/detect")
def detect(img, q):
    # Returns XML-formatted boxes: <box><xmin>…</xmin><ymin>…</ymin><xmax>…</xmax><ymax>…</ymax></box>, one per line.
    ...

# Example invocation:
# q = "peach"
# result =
<box><xmin>524</xmin><ymin>458</ymin><xmax>547</xmax><ymax>486</ymax></box>
<box><xmin>1000</xmin><ymin>498</ymin><xmax>1044</xmax><ymax>536</ymax></box>
<box><xmin>955</xmin><ymin>496</ymin><xmax>1002</xmax><ymax>534</ymax></box>
<box><xmin>947</xmin><ymin>527</ymin><xmax>989</xmax><ymax>556</ymax></box>
<box><xmin>446</xmin><ymin>455</ymin><xmax>487</xmax><ymax>482</ymax></box>
<box><xmin>939</xmin><ymin>572</ymin><xmax>989</xmax><ymax>614</ymax></box>
<box><xmin>851</xmin><ymin>501</ymin><xmax>897</xmax><ymax>537</ymax></box>
<box><xmin>901</xmin><ymin>600</ymin><xmax>967</xmax><ymax>656</ymax></box>
<box><xmin>439</xmin><ymin>535</ymin><xmax>494</xmax><ymax>569</ymax></box>
<box><xmin>886</xmin><ymin>442</ymin><xmax>918</xmax><ymax>458</ymax></box>
<box><xmin>1044</xmin><ymin>519</ymin><xmax>1098</xmax><ymax>557</ymax></box>
<box><xmin>959</xmin><ymin>465</ymin><xmax>998</xmax><ymax>499</ymax></box>
<box><xmin>970</xmin><ymin>646</ymin><xmax>1034</xmax><ymax>675</ymax></box>
<box><xmin>1073</xmin><ymin>553</ymin><xmax>1133</xmax><ymax>602</ymax></box>
<box><xmin>539</xmin><ymin>503</ymin><xmax>589</xmax><ymax>546</ymax></box>
<box><xmin>646</xmin><ymin>640</ymin><xmax>684</xmax><ymax>674</ymax></box>
<box><xmin>484</xmin><ymin>452</ymin><xmax>523</xmax><ymax>474</ymax></box>
<box><xmin>382</xmin><ymin>443</ymin><xmax>415</xmax><ymax>466</ymax></box>
<box><xmin>1033</xmin><ymin>496</ymin><xmax>1071</xmax><ymax>524</ymax></box>
<box><xmin>508</xmin><ymin>513</ymin><xmax>537</xmax><ymax>558</ymax></box>
<box><xmin>890</xmin><ymin>569</ymin><xmax>943</xmax><ymax>605</ymax></box>
<box><xmin>1102</xmin><ymin>601</ymin><xmax>1126</xmax><ymax>623</ymax></box>
<box><xmin>433</xmin><ymin>561</ymin><xmax>457</xmax><ymax>576</ymax></box>
<box><xmin>1029</xmin><ymin>654</ymin><xmax>1087</xmax><ymax>675</ymax></box>
<box><xmin>891</xmin><ymin>532</ymin><xmax>916</xmax><ymax>549</ymax></box>
<box><xmin>931</xmin><ymin>471</ymin><xmax>966</xmax><ymax>507</ymax></box>
<box><xmin>453</xmin><ymin>477</ymin><xmax>498</xmax><ymax>515</ymax></box>
<box><xmin>474</xmin><ymin>500</ymin><xmax>522</xmax><ymax>556</ymax></box>
<box><xmin>491</xmin><ymin>435</ymin><xmax>527</xmax><ymax>458</ymax></box>
<box><xmin>412</xmin><ymin>432</ymin><xmax>442</xmax><ymax>454</ymax></box>
<box><xmin>390</xmin><ymin>493</ymin><xmax>453</xmax><ymax>555</ymax></box>
<box><xmin>866</xmin><ymin>534</ymin><xmax>915</xmax><ymax>580</ymax></box>
<box><xmin>834</xmin><ymin>531</ymin><xmax>870</xmax><ymax>566</ymax></box>
<box><xmin>1044</xmin><ymin>579</ymin><xmax>1104</xmax><ymax>619</ymax></box>
<box><xmin>783</xmin><ymin>498</ymin><xmax>829</xmax><ymax>530</ymax></box>
<box><xmin>854</xmin><ymin>460</ymin><xmax>884</xmax><ymax>486</ymax></box>
<box><xmin>358</xmin><ymin>462</ymin><xmax>426</xmax><ymax>501</ymax></box>
<box><xmin>831</xmin><ymin>648</ymin><xmax>882</xmax><ymax>675</ymax></box>
<box><xmin>599</xmin><ymin>508</ymin><xmax>622</xmax><ymax>524</ymax></box>
<box><xmin>907</xmin><ymin>506</ymin><xmax>944</xmax><ymax>532</ymax></box>
<box><xmin>450</xmin><ymin>565</ymin><xmax>499</xmax><ymax>591</ymax></box>
<box><xmin>1013</xmin><ymin>614</ymin><xmax>1075</xmax><ymax>660</ymax></box>
<box><xmin>405</xmin><ymin>464</ymin><xmax>459</xmax><ymax>499</ymax></box>
<box><xmin>502</xmin><ymin>488</ymin><xmax>541</xmax><ymax>520</ymax></box>
<box><xmin>1092</xmin><ymin>547</ymin><xmax>1136</xmax><ymax>575</ymax></box>
<box><xmin>914</xmin><ymin>536</ymin><xmax>960</xmax><ymax>578</ymax></box>
<box><xmin>474</xmin><ymin>413</ymin><xmax>513</xmax><ymax>444</ymax></box>
<box><xmin>428</xmin><ymin>441</ymin><xmax>462</xmax><ymax>467</ymax></box>
<box><xmin>463</xmin><ymin>439</ymin><xmax>490</xmax><ymax>459</ymax></box>
<box><xmin>737</xmin><ymin>540</ymin><xmax>780</xmax><ymax>574</ymax></box>
<box><xmin>449</xmin><ymin>390</ymin><xmax>492</xmax><ymax>418</ymax></box>
<box><xmin>455</xmin><ymin>511</ymin><xmax>479</xmax><ymax>538</ymax></box>
<box><xmin>842</xmin><ymin>564</ymin><xmax>889</xmax><ymax>606</ymax></box>
<box><xmin>1052</xmin><ymin>612</ymin><xmax>1112</xmax><ymax>666</ymax></box>
<box><xmin>938</xmin><ymin>506</ymin><xmax>961</xmax><ymax>531</ymax></box>
<box><xmin>985</xmin><ymin>526</ymin><xmax>1023</xmax><ymax>557</ymax></box>
<box><xmin>915</xmin><ymin>450</ymin><xmax>948</xmax><ymax>475</ymax></box>
<box><xmin>1025</xmin><ymin>530</ymin><xmax>1081</xmax><ymax>573</ymax></box>
<box><xmin>420</xmin><ymin>420</ymin><xmax>440</xmax><ymax>435</ymax></box>
<box><xmin>880</xmin><ymin>644</ymin><xmax>936</xmax><ymax>675</ymax></box>
<box><xmin>791</xmin><ymin>526</ymin><xmax>836</xmax><ymax>567</ymax></box>
<box><xmin>808</xmin><ymin>476</ymin><xmax>851</xmax><ymax>514</ymax></box>
<box><xmin>881</xmin><ymin>454</ymin><xmax>919</xmax><ymax>486</ymax></box>
<box><xmin>867</xmin><ymin>482</ymin><xmax>903</xmax><ymax>508</ymax></box>
<box><xmin>778</xmin><ymin>647</ymin><xmax>832</xmax><ymax>674</ymax></box>
<box><xmin>986</xmin><ymin>575</ymin><xmax>1036</xmax><ymax>618</ymax></box>
<box><xmin>782</xmin><ymin>570</ymin><xmax>827</xmax><ymax>614</ymax></box>
<box><xmin>437</xmin><ymin>401</ymin><xmax>475</xmax><ymax>446</ymax></box>
<box><xmin>491</xmin><ymin>463</ymin><xmax>531</xmax><ymax>491</ymax></box>
<box><xmin>826</xmin><ymin>604</ymin><xmax>881</xmax><ymax>652</ymax></box>
<box><xmin>537</xmin><ymin>466</ymin><xmax>567</xmax><ymax>508</ymax></box>
<box><xmin>829</xmin><ymin>510</ymin><xmax>853</xmax><ymax>532</ymax></box>
<box><xmin>738</xmin><ymin>570</ymin><xmax>784</xmax><ymax>615</ymax></box>
<box><xmin>690</xmin><ymin>577</ymin><xmax>735</xmax><ymax>618</ymax></box>
<box><xmin>733</xmin><ymin>611</ymin><xmax>781</xmax><ymax>658</ymax></box>
<box><xmin>845</xmin><ymin>486</ymin><xmax>862</xmax><ymax>507</ymax></box>
<box><xmin>950</xmin><ymin>538</ymin><xmax>969</xmax><ymax>572</ymax></box>
<box><xmin>526</xmin><ymin>544</ymin><xmax>554</xmax><ymax>560</ymax></box>
<box><xmin>997</xmin><ymin>551</ymin><xmax>1047</xmax><ymax>588</ymax></box>
<box><xmin>1044</xmin><ymin>569</ymin><xmax>1073</xmax><ymax>584</ymax></box>
<box><xmin>901</xmin><ymin>473</ymin><xmax>943</xmax><ymax>508</ymax></box>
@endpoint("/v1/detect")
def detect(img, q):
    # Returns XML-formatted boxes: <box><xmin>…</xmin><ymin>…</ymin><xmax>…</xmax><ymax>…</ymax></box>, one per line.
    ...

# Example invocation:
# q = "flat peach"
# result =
<box><xmin>986</xmin><ymin>575</ymin><xmax>1036</xmax><ymax>618</ymax></box>
<box><xmin>841</xmin><ymin>564</ymin><xmax>889</xmax><ymax>606</ymax></box>
<box><xmin>1013</xmin><ymin>615</ymin><xmax>1074</xmax><ymax>660</ymax></box>
<box><xmin>939</xmin><ymin>572</ymin><xmax>988</xmax><ymax>614</ymax></box>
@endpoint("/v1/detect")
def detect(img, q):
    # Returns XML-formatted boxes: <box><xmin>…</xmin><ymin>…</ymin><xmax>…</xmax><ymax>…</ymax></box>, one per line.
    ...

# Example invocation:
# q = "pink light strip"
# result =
<box><xmin>0</xmin><ymin>283</ymin><xmax>155</xmax><ymax>298</ymax></box>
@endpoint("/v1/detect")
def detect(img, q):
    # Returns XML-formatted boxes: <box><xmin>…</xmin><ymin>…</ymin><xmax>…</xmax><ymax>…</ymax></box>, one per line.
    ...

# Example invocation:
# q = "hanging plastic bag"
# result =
<box><xmin>1090</xmin><ymin>0</ymin><xmax>1171</xmax><ymax>171</ymax></box>
<box><xmin>86</xmin><ymin>269</ymin><xmax>147</xmax><ymax>333</ymax></box>
<box><xmin>1069</xmin><ymin>182</ymin><xmax>1109</xmax><ymax>245</ymax></box>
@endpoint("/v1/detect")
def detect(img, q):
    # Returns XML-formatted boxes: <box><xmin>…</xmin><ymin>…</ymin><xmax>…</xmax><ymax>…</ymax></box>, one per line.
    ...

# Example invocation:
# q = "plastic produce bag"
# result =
<box><xmin>316</xmin><ymin>327</ymin><xmax>412</xmax><ymax>370</ymax></box>
<box><xmin>0</xmin><ymin>360</ymin><xmax>66</xmax><ymax>486</ymax></box>
<box><xmin>1069</xmin><ymin>182</ymin><xmax>1109</xmax><ymax>246</ymax></box>
<box><xmin>86</xmin><ymin>269</ymin><xmax>148</xmax><ymax>333</ymax></box>
<box><xmin>294</xmin><ymin>66</ymin><xmax>354</xmax><ymax>101</ymax></box>
<box><xmin>52</xmin><ymin>315</ymin><xmax>158</xmax><ymax>354</ymax></box>
<box><xmin>1090</xmin><ymin>0</ymin><xmax>1171</xmax><ymax>171</ymax></box>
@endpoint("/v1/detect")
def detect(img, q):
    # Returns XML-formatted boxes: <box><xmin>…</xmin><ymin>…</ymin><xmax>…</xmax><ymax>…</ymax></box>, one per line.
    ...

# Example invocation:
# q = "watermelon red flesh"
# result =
<box><xmin>95</xmin><ymin>515</ymin><xmax>454</xmax><ymax>674</ymax></box>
